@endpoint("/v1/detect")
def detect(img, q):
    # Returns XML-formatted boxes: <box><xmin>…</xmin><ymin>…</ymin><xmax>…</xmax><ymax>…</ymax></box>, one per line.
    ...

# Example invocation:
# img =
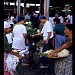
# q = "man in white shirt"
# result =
<box><xmin>32</xmin><ymin>15</ymin><xmax>54</xmax><ymax>68</ymax></box>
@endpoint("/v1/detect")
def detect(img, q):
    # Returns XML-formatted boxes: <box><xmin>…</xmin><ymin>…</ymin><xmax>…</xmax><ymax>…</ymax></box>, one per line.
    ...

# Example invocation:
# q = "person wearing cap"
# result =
<box><xmin>4</xmin><ymin>20</ymin><xmax>23</xmax><ymax>75</ymax></box>
<box><xmin>32</xmin><ymin>15</ymin><xmax>54</xmax><ymax>68</ymax></box>
<box><xmin>4</xmin><ymin>16</ymin><xmax>23</xmax><ymax>59</ymax></box>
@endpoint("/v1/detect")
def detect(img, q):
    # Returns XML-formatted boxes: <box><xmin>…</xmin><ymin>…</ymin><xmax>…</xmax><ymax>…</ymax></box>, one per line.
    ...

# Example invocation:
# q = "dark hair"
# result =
<box><xmin>53</xmin><ymin>18</ymin><xmax>60</xmax><ymax>24</ymax></box>
<box><xmin>18</xmin><ymin>16</ymin><xmax>25</xmax><ymax>22</ymax></box>
<box><xmin>64</xmin><ymin>24</ymin><xmax>73</xmax><ymax>31</ymax></box>
<box><xmin>4</xmin><ymin>14</ymin><xmax>8</xmax><ymax>21</ymax></box>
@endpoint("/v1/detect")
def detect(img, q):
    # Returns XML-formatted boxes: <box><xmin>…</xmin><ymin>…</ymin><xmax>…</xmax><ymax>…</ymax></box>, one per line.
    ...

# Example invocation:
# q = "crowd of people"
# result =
<box><xmin>4</xmin><ymin>11</ymin><xmax>73</xmax><ymax>75</ymax></box>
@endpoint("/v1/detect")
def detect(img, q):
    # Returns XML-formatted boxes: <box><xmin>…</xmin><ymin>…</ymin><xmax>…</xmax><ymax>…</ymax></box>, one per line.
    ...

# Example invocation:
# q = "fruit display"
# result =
<box><xmin>40</xmin><ymin>49</ymin><xmax>54</xmax><ymax>57</ymax></box>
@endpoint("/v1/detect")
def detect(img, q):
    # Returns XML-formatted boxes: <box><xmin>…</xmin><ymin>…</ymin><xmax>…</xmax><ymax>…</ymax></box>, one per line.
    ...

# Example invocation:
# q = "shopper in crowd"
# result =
<box><xmin>47</xmin><ymin>24</ymin><xmax>72</xmax><ymax>75</ymax></box>
<box><xmin>20</xmin><ymin>13</ymin><xmax>25</xmax><ymax>18</ymax></box>
<box><xmin>6</xmin><ymin>26</ymin><xmax>13</xmax><ymax>45</ymax></box>
<box><xmin>63</xmin><ymin>17</ymin><xmax>70</xmax><ymax>25</ymax></box>
<box><xmin>25</xmin><ymin>12</ymin><xmax>30</xmax><ymax>21</ymax></box>
<box><xmin>4</xmin><ymin>19</ymin><xmax>23</xmax><ymax>75</ymax></box>
<box><xmin>53</xmin><ymin>18</ymin><xmax>67</xmax><ymax>49</ymax></box>
<box><xmin>9</xmin><ymin>13</ymin><xmax>14</xmax><ymax>29</ymax></box>
<box><xmin>55</xmin><ymin>10</ymin><xmax>59</xmax><ymax>18</ymax></box>
<box><xmin>12</xmin><ymin>16</ymin><xmax>28</xmax><ymax>50</ymax></box>
<box><xmin>12</xmin><ymin>16</ymin><xmax>29</xmax><ymax>64</ymax></box>
<box><xmin>30</xmin><ymin>11</ymin><xmax>40</xmax><ymax>28</ymax></box>
<box><xmin>67</xmin><ymin>12</ymin><xmax>73</xmax><ymax>24</ymax></box>
<box><xmin>14</xmin><ymin>13</ymin><xmax>18</xmax><ymax>24</ymax></box>
<box><xmin>31</xmin><ymin>15</ymin><xmax>54</xmax><ymax>68</ymax></box>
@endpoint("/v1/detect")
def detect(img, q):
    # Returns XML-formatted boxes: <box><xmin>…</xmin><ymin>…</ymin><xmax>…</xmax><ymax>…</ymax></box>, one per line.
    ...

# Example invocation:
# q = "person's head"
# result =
<box><xmin>39</xmin><ymin>15</ymin><xmax>46</xmax><ymax>24</ymax></box>
<box><xmin>18</xmin><ymin>16</ymin><xmax>25</xmax><ymax>24</ymax></box>
<box><xmin>27</xmin><ymin>12</ymin><xmax>29</xmax><ymax>15</ymax></box>
<box><xmin>4</xmin><ymin>14</ymin><xmax>8</xmax><ymax>21</ymax></box>
<box><xmin>64</xmin><ymin>24</ymin><xmax>72</xmax><ymax>37</ymax></box>
<box><xmin>53</xmin><ymin>18</ymin><xmax>60</xmax><ymax>25</ymax></box>
<box><xmin>4</xmin><ymin>22</ymin><xmax>11</xmax><ymax>34</ymax></box>
<box><xmin>63</xmin><ymin>17</ymin><xmax>70</xmax><ymax>25</ymax></box>
<box><xmin>20</xmin><ymin>13</ymin><xmax>23</xmax><ymax>16</ymax></box>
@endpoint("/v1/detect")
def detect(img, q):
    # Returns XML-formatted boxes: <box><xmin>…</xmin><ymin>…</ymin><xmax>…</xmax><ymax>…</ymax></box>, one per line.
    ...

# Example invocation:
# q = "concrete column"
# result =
<box><xmin>8</xmin><ymin>2</ymin><xmax>10</xmax><ymax>16</ymax></box>
<box><xmin>23</xmin><ymin>7</ymin><xmax>25</xmax><ymax>15</ymax></box>
<box><xmin>44</xmin><ymin>0</ymin><xmax>50</xmax><ymax>20</ymax></box>
<box><xmin>46</xmin><ymin>0</ymin><xmax>50</xmax><ymax>20</ymax></box>
<box><xmin>4</xmin><ymin>0</ymin><xmax>6</xmax><ymax>9</ymax></box>
<box><xmin>23</xmin><ymin>0</ymin><xmax>26</xmax><ymax>15</ymax></box>
<box><xmin>40</xmin><ymin>0</ymin><xmax>44</xmax><ymax>15</ymax></box>
<box><xmin>44</xmin><ymin>0</ymin><xmax>47</xmax><ymax>16</ymax></box>
<box><xmin>17</xmin><ymin>0</ymin><xmax>21</xmax><ymax>16</ymax></box>
<box><xmin>14</xmin><ymin>0</ymin><xmax>16</xmax><ymax>13</ymax></box>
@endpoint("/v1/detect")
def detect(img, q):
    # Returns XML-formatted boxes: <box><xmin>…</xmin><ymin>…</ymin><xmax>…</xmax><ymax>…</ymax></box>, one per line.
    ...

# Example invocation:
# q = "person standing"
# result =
<box><xmin>12</xmin><ymin>16</ymin><xmax>28</xmax><ymax>51</ymax></box>
<box><xmin>53</xmin><ymin>18</ymin><xmax>67</xmax><ymax>50</ymax></box>
<box><xmin>32</xmin><ymin>15</ymin><xmax>54</xmax><ymax>68</ymax></box>
<box><xmin>4</xmin><ymin>19</ymin><xmax>23</xmax><ymax>75</ymax></box>
<box><xmin>25</xmin><ymin>12</ymin><xmax>30</xmax><ymax>21</ymax></box>
<box><xmin>47</xmin><ymin>24</ymin><xmax>73</xmax><ymax>75</ymax></box>
<box><xmin>30</xmin><ymin>11</ymin><xmax>39</xmax><ymax>28</ymax></box>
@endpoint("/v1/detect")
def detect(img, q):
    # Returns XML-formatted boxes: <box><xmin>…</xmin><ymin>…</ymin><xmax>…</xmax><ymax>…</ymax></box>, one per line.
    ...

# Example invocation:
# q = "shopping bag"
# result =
<box><xmin>6</xmin><ymin>53</ymin><xmax>19</xmax><ymax>71</ymax></box>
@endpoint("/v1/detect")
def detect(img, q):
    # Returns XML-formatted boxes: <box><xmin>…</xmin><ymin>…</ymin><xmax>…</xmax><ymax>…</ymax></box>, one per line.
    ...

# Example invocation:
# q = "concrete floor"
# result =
<box><xmin>16</xmin><ymin>59</ymin><xmax>56</xmax><ymax>75</ymax></box>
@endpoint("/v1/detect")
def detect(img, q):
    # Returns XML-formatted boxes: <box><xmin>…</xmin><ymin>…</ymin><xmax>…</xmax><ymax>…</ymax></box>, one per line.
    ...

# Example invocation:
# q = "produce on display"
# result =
<box><xmin>40</xmin><ymin>49</ymin><xmax>69</xmax><ymax>58</ymax></box>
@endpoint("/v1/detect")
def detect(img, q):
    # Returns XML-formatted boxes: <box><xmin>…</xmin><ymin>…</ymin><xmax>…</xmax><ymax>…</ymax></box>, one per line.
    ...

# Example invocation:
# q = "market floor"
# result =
<box><xmin>16</xmin><ymin>60</ymin><xmax>55</xmax><ymax>75</ymax></box>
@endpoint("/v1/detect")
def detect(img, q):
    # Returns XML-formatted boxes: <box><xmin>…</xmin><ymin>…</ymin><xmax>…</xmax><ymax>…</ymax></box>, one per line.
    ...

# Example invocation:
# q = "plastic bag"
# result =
<box><xmin>6</xmin><ymin>53</ymin><xmax>19</xmax><ymax>71</ymax></box>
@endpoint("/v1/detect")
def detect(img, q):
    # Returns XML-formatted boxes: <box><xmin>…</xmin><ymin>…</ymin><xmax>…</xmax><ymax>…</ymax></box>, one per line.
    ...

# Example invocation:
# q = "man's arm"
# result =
<box><xmin>47</xmin><ymin>32</ymin><xmax>51</xmax><ymax>40</ymax></box>
<box><xmin>47</xmin><ymin>42</ymin><xmax>71</xmax><ymax>58</ymax></box>
<box><xmin>45</xmin><ymin>32</ymin><xmax>51</xmax><ymax>44</ymax></box>
<box><xmin>4</xmin><ymin>35</ymin><xmax>23</xmax><ymax>60</ymax></box>
<box><xmin>10</xmin><ymin>51</ymin><xmax>23</xmax><ymax>60</ymax></box>
<box><xmin>23</xmin><ymin>33</ymin><xmax>29</xmax><ymax>45</ymax></box>
<box><xmin>31</xmin><ymin>32</ymin><xmax>42</xmax><ymax>37</ymax></box>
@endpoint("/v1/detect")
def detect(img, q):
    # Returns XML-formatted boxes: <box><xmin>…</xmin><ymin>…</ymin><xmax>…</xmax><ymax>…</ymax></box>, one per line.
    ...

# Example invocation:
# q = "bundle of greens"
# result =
<box><xmin>24</xmin><ymin>21</ymin><xmax>39</xmax><ymax>34</ymax></box>
<box><xmin>40</xmin><ymin>49</ymin><xmax>69</xmax><ymax>58</ymax></box>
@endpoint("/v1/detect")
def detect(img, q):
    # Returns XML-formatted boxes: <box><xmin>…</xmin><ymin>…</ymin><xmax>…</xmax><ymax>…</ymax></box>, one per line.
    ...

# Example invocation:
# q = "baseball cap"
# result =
<box><xmin>4</xmin><ymin>21</ymin><xmax>11</xmax><ymax>29</ymax></box>
<box><xmin>39</xmin><ymin>15</ymin><xmax>46</xmax><ymax>20</ymax></box>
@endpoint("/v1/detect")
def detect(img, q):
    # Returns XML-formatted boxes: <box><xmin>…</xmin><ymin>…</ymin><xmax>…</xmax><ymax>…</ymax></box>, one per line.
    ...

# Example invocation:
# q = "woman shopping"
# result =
<box><xmin>47</xmin><ymin>24</ymin><xmax>73</xmax><ymax>75</ymax></box>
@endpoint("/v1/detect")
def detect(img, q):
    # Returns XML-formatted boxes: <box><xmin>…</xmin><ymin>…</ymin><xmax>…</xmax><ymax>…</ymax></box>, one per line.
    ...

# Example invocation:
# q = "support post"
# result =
<box><xmin>44</xmin><ymin>0</ymin><xmax>50</xmax><ymax>20</ymax></box>
<box><xmin>46</xmin><ymin>0</ymin><xmax>50</xmax><ymax>20</ymax></box>
<box><xmin>23</xmin><ymin>0</ymin><xmax>26</xmax><ymax>15</ymax></box>
<box><xmin>14</xmin><ymin>0</ymin><xmax>16</xmax><ymax>14</ymax></box>
<box><xmin>40</xmin><ymin>0</ymin><xmax>44</xmax><ymax>15</ymax></box>
<box><xmin>44</xmin><ymin>0</ymin><xmax>46</xmax><ymax>16</ymax></box>
<box><xmin>17</xmin><ymin>0</ymin><xmax>21</xmax><ymax>16</ymax></box>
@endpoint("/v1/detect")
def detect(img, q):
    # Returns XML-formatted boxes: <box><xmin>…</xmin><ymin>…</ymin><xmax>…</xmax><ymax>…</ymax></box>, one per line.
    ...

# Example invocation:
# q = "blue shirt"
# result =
<box><xmin>54</xmin><ymin>23</ymin><xmax>65</xmax><ymax>36</ymax></box>
<box><xmin>15</xmin><ymin>16</ymin><xmax>18</xmax><ymax>22</ymax></box>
